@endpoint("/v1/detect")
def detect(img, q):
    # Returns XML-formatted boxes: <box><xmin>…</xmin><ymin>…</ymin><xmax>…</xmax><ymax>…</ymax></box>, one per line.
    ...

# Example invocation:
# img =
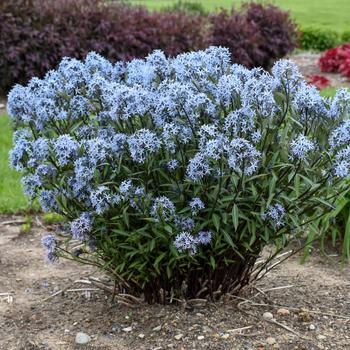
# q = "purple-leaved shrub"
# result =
<box><xmin>0</xmin><ymin>0</ymin><xmax>297</xmax><ymax>94</ymax></box>
<box><xmin>8</xmin><ymin>48</ymin><xmax>350</xmax><ymax>303</ymax></box>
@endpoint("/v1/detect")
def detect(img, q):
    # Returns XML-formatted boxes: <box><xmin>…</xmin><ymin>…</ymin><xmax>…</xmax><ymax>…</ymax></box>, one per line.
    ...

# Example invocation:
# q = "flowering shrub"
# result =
<box><xmin>8</xmin><ymin>47</ymin><xmax>350</xmax><ymax>303</ymax></box>
<box><xmin>319</xmin><ymin>44</ymin><xmax>350</xmax><ymax>80</ymax></box>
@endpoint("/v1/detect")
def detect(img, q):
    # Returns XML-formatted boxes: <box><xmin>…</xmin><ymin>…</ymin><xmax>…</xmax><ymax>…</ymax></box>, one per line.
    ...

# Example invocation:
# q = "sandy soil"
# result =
<box><xmin>1</xmin><ymin>216</ymin><xmax>350</xmax><ymax>350</ymax></box>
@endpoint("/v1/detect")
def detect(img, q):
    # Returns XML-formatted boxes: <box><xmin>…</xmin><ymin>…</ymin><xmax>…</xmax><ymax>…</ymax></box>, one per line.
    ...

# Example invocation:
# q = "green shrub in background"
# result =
<box><xmin>299</xmin><ymin>27</ymin><xmax>340</xmax><ymax>51</ymax></box>
<box><xmin>163</xmin><ymin>0</ymin><xmax>208</xmax><ymax>15</ymax></box>
<box><xmin>341</xmin><ymin>31</ymin><xmax>350</xmax><ymax>44</ymax></box>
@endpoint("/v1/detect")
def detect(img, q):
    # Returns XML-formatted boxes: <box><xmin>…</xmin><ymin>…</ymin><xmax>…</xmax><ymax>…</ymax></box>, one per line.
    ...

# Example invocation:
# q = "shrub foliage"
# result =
<box><xmin>210</xmin><ymin>3</ymin><xmax>297</xmax><ymax>69</ymax></box>
<box><xmin>0</xmin><ymin>0</ymin><xmax>297</xmax><ymax>93</ymax></box>
<box><xmin>319</xmin><ymin>44</ymin><xmax>350</xmax><ymax>80</ymax></box>
<box><xmin>0</xmin><ymin>0</ymin><xmax>208</xmax><ymax>93</ymax></box>
<box><xmin>8</xmin><ymin>47</ymin><xmax>350</xmax><ymax>303</ymax></box>
<box><xmin>299</xmin><ymin>28</ymin><xmax>340</xmax><ymax>51</ymax></box>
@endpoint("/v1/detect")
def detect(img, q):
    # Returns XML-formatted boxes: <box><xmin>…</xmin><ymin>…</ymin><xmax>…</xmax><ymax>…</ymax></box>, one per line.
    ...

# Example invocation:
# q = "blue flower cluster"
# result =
<box><xmin>8</xmin><ymin>47</ymin><xmax>350</xmax><ymax>261</ymax></box>
<box><xmin>264</xmin><ymin>203</ymin><xmax>286</xmax><ymax>228</ymax></box>
<box><xmin>173</xmin><ymin>230</ymin><xmax>212</xmax><ymax>255</ymax></box>
<box><xmin>41</xmin><ymin>234</ymin><xmax>58</xmax><ymax>263</ymax></box>
<box><xmin>71</xmin><ymin>212</ymin><xmax>93</xmax><ymax>241</ymax></box>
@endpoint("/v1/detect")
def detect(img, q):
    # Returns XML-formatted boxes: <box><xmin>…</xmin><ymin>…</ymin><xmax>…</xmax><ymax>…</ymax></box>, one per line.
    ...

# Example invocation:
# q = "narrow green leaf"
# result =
<box><xmin>232</xmin><ymin>204</ymin><xmax>239</xmax><ymax>231</ymax></box>
<box><xmin>212</xmin><ymin>213</ymin><xmax>220</xmax><ymax>232</ymax></box>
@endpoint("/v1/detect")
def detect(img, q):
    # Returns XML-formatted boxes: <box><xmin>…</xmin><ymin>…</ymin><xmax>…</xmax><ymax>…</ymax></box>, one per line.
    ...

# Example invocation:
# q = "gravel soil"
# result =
<box><xmin>1</xmin><ymin>216</ymin><xmax>350</xmax><ymax>350</ymax></box>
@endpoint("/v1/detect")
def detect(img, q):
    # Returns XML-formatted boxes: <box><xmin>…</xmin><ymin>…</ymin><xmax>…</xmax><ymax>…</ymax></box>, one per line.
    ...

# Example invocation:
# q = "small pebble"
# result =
<box><xmin>263</xmin><ymin>312</ymin><xmax>274</xmax><ymax>320</ymax></box>
<box><xmin>277</xmin><ymin>308</ymin><xmax>290</xmax><ymax>316</ymax></box>
<box><xmin>202</xmin><ymin>326</ymin><xmax>212</xmax><ymax>333</ymax></box>
<box><xmin>153</xmin><ymin>325</ymin><xmax>162</xmax><ymax>332</ymax></box>
<box><xmin>309</xmin><ymin>324</ymin><xmax>316</xmax><ymax>331</ymax></box>
<box><xmin>122</xmin><ymin>327</ymin><xmax>132</xmax><ymax>332</ymax></box>
<box><xmin>317</xmin><ymin>334</ymin><xmax>327</xmax><ymax>341</ymax></box>
<box><xmin>221</xmin><ymin>333</ymin><xmax>229</xmax><ymax>340</ymax></box>
<box><xmin>197</xmin><ymin>335</ymin><xmax>205</xmax><ymax>340</ymax></box>
<box><xmin>138</xmin><ymin>333</ymin><xmax>145</xmax><ymax>339</ymax></box>
<box><xmin>75</xmin><ymin>332</ymin><xmax>91</xmax><ymax>345</ymax></box>
<box><xmin>174</xmin><ymin>334</ymin><xmax>183</xmax><ymax>340</ymax></box>
<box><xmin>266</xmin><ymin>337</ymin><xmax>276</xmax><ymax>345</ymax></box>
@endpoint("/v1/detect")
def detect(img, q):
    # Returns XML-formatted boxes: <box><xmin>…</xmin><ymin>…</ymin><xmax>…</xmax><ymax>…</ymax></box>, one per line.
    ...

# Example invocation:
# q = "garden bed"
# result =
<box><xmin>289</xmin><ymin>52</ymin><xmax>350</xmax><ymax>88</ymax></box>
<box><xmin>1</xmin><ymin>216</ymin><xmax>349</xmax><ymax>350</ymax></box>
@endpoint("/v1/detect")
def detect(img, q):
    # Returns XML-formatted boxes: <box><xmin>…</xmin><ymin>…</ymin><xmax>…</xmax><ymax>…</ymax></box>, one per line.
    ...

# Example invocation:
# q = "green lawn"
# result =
<box><xmin>129</xmin><ymin>0</ymin><xmax>350</xmax><ymax>32</ymax></box>
<box><xmin>0</xmin><ymin>114</ymin><xmax>33</xmax><ymax>213</ymax></box>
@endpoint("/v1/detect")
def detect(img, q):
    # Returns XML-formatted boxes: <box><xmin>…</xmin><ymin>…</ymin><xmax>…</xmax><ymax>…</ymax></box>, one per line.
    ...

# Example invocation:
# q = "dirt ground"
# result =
<box><xmin>1</xmin><ymin>216</ymin><xmax>350</xmax><ymax>350</ymax></box>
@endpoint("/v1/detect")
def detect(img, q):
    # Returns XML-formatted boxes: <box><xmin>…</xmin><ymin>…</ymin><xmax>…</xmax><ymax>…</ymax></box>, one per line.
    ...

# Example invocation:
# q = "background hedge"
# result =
<box><xmin>0</xmin><ymin>0</ymin><xmax>298</xmax><ymax>94</ymax></box>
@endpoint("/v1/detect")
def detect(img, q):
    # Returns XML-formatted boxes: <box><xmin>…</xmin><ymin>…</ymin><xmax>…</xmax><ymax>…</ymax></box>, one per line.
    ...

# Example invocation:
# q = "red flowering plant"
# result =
<box><xmin>308</xmin><ymin>75</ymin><xmax>331</xmax><ymax>90</ymax></box>
<box><xmin>319</xmin><ymin>44</ymin><xmax>350</xmax><ymax>79</ymax></box>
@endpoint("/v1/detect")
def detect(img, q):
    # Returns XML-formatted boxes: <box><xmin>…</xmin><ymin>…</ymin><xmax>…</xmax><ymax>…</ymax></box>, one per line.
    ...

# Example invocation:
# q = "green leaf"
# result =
<box><xmin>212</xmin><ymin>213</ymin><xmax>221</xmax><ymax>232</ymax></box>
<box><xmin>164</xmin><ymin>225</ymin><xmax>173</xmax><ymax>234</ymax></box>
<box><xmin>153</xmin><ymin>252</ymin><xmax>166</xmax><ymax>275</ymax></box>
<box><xmin>232</xmin><ymin>204</ymin><xmax>239</xmax><ymax>231</ymax></box>
<box><xmin>122</xmin><ymin>207</ymin><xmax>129</xmax><ymax>229</ymax></box>
<box><xmin>221</xmin><ymin>229</ymin><xmax>235</xmax><ymax>250</ymax></box>
<box><xmin>210</xmin><ymin>256</ymin><xmax>216</xmax><ymax>269</ymax></box>
<box><xmin>342</xmin><ymin>212</ymin><xmax>350</xmax><ymax>259</ymax></box>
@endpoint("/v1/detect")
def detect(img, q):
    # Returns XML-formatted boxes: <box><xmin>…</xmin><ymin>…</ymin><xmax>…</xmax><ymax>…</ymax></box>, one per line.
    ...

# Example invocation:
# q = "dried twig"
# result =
<box><xmin>266</xmin><ymin>318</ymin><xmax>308</xmax><ymax>338</ymax></box>
<box><xmin>262</xmin><ymin>285</ymin><xmax>294</xmax><ymax>293</ymax></box>
<box><xmin>0</xmin><ymin>220</ymin><xmax>26</xmax><ymax>226</ymax></box>
<box><xmin>227</xmin><ymin>325</ymin><xmax>254</xmax><ymax>333</ymax></box>
<box><xmin>236</xmin><ymin>332</ymin><xmax>263</xmax><ymax>337</ymax></box>
<box><xmin>43</xmin><ymin>289</ymin><xmax>64</xmax><ymax>301</ymax></box>
<box><xmin>66</xmin><ymin>288</ymin><xmax>100</xmax><ymax>293</ymax></box>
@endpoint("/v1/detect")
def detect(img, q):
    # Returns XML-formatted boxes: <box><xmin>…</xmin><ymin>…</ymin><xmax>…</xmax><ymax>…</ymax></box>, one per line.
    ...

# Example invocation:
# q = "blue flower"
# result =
<box><xmin>330</xmin><ymin>120</ymin><xmax>350</xmax><ymax>150</ymax></box>
<box><xmin>90</xmin><ymin>186</ymin><xmax>117</xmax><ymax>214</ymax></box>
<box><xmin>189</xmin><ymin>198</ymin><xmax>205</xmax><ymax>216</ymax></box>
<box><xmin>127</xmin><ymin>129</ymin><xmax>161</xmax><ymax>164</ymax></box>
<box><xmin>174</xmin><ymin>216</ymin><xmax>195</xmax><ymax>231</ymax></box>
<box><xmin>290</xmin><ymin>134</ymin><xmax>316</xmax><ymax>161</ymax></box>
<box><xmin>327</xmin><ymin>88</ymin><xmax>350</xmax><ymax>120</ymax></box>
<box><xmin>196</xmin><ymin>231</ymin><xmax>212</xmax><ymax>245</ymax></box>
<box><xmin>226</xmin><ymin>139</ymin><xmax>260</xmax><ymax>176</ymax></box>
<box><xmin>52</xmin><ymin>135</ymin><xmax>79</xmax><ymax>167</ymax></box>
<box><xmin>150</xmin><ymin>196</ymin><xmax>176</xmax><ymax>222</ymax></box>
<box><xmin>186</xmin><ymin>153</ymin><xmax>211</xmax><ymax>182</ymax></box>
<box><xmin>334</xmin><ymin>146</ymin><xmax>350</xmax><ymax>178</ymax></box>
<box><xmin>292</xmin><ymin>82</ymin><xmax>327</xmax><ymax>121</ymax></box>
<box><xmin>41</xmin><ymin>234</ymin><xmax>58</xmax><ymax>263</ymax></box>
<box><xmin>166</xmin><ymin>159</ymin><xmax>179</xmax><ymax>171</ymax></box>
<box><xmin>22</xmin><ymin>175</ymin><xmax>41</xmax><ymax>199</ymax></box>
<box><xmin>173</xmin><ymin>232</ymin><xmax>198</xmax><ymax>255</ymax></box>
<box><xmin>39</xmin><ymin>190</ymin><xmax>58</xmax><ymax>212</ymax></box>
<box><xmin>264</xmin><ymin>204</ymin><xmax>286</xmax><ymax>227</ymax></box>
<box><xmin>71</xmin><ymin>213</ymin><xmax>93</xmax><ymax>241</ymax></box>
